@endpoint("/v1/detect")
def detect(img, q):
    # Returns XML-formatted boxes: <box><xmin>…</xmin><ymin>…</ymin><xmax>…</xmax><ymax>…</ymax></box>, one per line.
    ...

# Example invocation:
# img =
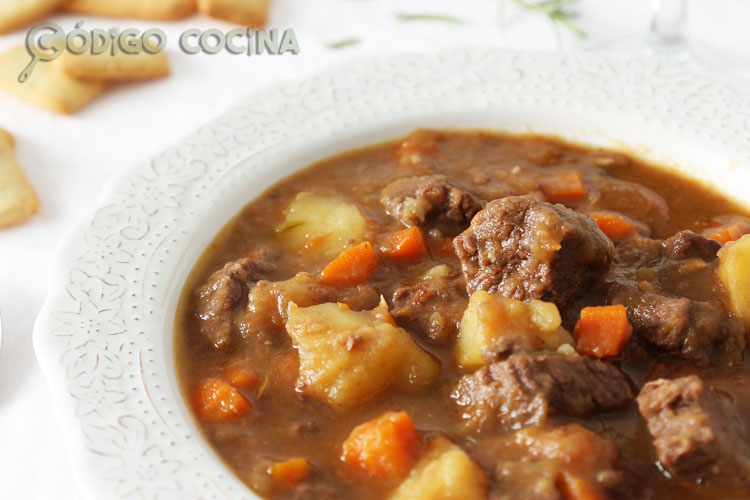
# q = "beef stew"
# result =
<box><xmin>175</xmin><ymin>130</ymin><xmax>750</xmax><ymax>499</ymax></box>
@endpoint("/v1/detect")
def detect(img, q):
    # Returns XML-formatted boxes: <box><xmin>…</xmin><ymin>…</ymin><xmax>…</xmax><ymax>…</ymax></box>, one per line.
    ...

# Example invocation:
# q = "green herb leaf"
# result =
<box><xmin>395</xmin><ymin>12</ymin><xmax>464</xmax><ymax>24</ymax></box>
<box><xmin>327</xmin><ymin>38</ymin><xmax>362</xmax><ymax>49</ymax></box>
<box><xmin>511</xmin><ymin>0</ymin><xmax>586</xmax><ymax>38</ymax></box>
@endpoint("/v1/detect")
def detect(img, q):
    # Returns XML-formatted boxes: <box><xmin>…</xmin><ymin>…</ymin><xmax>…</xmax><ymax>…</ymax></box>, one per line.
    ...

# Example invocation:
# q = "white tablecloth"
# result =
<box><xmin>0</xmin><ymin>1</ymin><xmax>747</xmax><ymax>498</ymax></box>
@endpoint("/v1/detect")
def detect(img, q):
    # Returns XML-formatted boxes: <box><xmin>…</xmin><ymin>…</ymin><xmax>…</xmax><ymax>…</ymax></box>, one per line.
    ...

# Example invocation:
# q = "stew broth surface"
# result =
<box><xmin>175</xmin><ymin>130</ymin><xmax>750</xmax><ymax>500</ymax></box>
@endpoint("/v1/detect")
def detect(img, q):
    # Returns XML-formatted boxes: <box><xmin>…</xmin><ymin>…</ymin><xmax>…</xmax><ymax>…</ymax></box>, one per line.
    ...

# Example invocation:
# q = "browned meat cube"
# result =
<box><xmin>196</xmin><ymin>251</ymin><xmax>273</xmax><ymax>349</ymax></box>
<box><xmin>380</xmin><ymin>174</ymin><xmax>482</xmax><ymax>227</ymax></box>
<box><xmin>238</xmin><ymin>271</ymin><xmax>380</xmax><ymax>339</ymax></box>
<box><xmin>452</xmin><ymin>352</ymin><xmax>632</xmax><ymax>429</ymax></box>
<box><xmin>608</xmin><ymin>282</ymin><xmax>745</xmax><ymax>367</ymax></box>
<box><xmin>453</xmin><ymin>196</ymin><xmax>613</xmax><ymax>308</ymax></box>
<box><xmin>663</xmin><ymin>230</ymin><xmax>722</xmax><ymax>261</ymax></box>
<box><xmin>390</xmin><ymin>270</ymin><xmax>467</xmax><ymax>344</ymax></box>
<box><xmin>612</xmin><ymin>230</ymin><xmax>720</xmax><ymax>270</ymax></box>
<box><xmin>636</xmin><ymin>375</ymin><xmax>750</xmax><ymax>480</ymax></box>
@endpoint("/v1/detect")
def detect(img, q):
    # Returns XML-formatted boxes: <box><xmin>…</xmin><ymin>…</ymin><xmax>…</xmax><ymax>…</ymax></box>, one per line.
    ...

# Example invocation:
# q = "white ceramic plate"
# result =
<box><xmin>34</xmin><ymin>49</ymin><xmax>750</xmax><ymax>500</ymax></box>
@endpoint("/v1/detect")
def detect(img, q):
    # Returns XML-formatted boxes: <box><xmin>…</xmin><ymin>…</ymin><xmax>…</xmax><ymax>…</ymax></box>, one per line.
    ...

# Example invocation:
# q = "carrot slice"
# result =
<box><xmin>382</xmin><ymin>226</ymin><xmax>428</xmax><ymax>260</ymax></box>
<box><xmin>223</xmin><ymin>368</ymin><xmax>259</xmax><ymax>391</ymax></box>
<box><xmin>268</xmin><ymin>457</ymin><xmax>311</xmax><ymax>489</ymax></box>
<box><xmin>559</xmin><ymin>471</ymin><xmax>606</xmax><ymax>500</ymax></box>
<box><xmin>341</xmin><ymin>411</ymin><xmax>421</xmax><ymax>480</ymax></box>
<box><xmin>540</xmin><ymin>170</ymin><xmax>586</xmax><ymax>202</ymax></box>
<box><xmin>191</xmin><ymin>379</ymin><xmax>251</xmax><ymax>423</ymax></box>
<box><xmin>321</xmin><ymin>241</ymin><xmax>378</xmax><ymax>285</ymax></box>
<box><xmin>574</xmin><ymin>305</ymin><xmax>633</xmax><ymax>358</ymax></box>
<box><xmin>706</xmin><ymin>224</ymin><xmax>745</xmax><ymax>244</ymax></box>
<box><xmin>589</xmin><ymin>212</ymin><xmax>635</xmax><ymax>239</ymax></box>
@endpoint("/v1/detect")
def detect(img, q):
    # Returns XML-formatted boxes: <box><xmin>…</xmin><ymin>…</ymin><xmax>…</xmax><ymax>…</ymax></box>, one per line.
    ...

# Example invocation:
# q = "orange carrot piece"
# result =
<box><xmin>706</xmin><ymin>224</ymin><xmax>745</xmax><ymax>244</ymax></box>
<box><xmin>540</xmin><ymin>170</ymin><xmax>586</xmax><ymax>202</ymax></box>
<box><xmin>559</xmin><ymin>472</ymin><xmax>606</xmax><ymax>500</ymax></box>
<box><xmin>223</xmin><ymin>368</ymin><xmax>259</xmax><ymax>391</ymax></box>
<box><xmin>268</xmin><ymin>457</ymin><xmax>311</xmax><ymax>489</ymax></box>
<box><xmin>321</xmin><ymin>241</ymin><xmax>378</xmax><ymax>285</ymax></box>
<box><xmin>574</xmin><ymin>305</ymin><xmax>633</xmax><ymax>358</ymax></box>
<box><xmin>191</xmin><ymin>379</ymin><xmax>251</xmax><ymax>423</ymax></box>
<box><xmin>341</xmin><ymin>411</ymin><xmax>421</xmax><ymax>480</ymax></box>
<box><xmin>589</xmin><ymin>212</ymin><xmax>635</xmax><ymax>239</ymax></box>
<box><xmin>382</xmin><ymin>226</ymin><xmax>428</xmax><ymax>260</ymax></box>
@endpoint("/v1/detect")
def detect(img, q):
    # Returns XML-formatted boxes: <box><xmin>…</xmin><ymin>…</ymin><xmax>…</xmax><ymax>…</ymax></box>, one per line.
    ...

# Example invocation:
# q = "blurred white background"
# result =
<box><xmin>0</xmin><ymin>0</ymin><xmax>748</xmax><ymax>498</ymax></box>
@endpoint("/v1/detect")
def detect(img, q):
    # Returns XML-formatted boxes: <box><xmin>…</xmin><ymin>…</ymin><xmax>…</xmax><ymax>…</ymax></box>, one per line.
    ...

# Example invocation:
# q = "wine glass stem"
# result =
<box><xmin>648</xmin><ymin>0</ymin><xmax>688</xmax><ymax>54</ymax></box>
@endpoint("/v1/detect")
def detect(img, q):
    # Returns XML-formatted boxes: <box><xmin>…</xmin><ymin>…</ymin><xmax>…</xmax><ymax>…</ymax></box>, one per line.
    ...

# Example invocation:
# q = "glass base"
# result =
<box><xmin>582</xmin><ymin>35</ymin><xmax>749</xmax><ymax>78</ymax></box>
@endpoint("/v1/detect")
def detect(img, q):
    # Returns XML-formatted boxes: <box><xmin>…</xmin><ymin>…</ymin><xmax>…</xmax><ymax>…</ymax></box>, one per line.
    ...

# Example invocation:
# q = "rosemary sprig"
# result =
<box><xmin>395</xmin><ymin>12</ymin><xmax>464</xmax><ymax>24</ymax></box>
<box><xmin>511</xmin><ymin>0</ymin><xmax>586</xmax><ymax>38</ymax></box>
<box><xmin>327</xmin><ymin>38</ymin><xmax>362</xmax><ymax>49</ymax></box>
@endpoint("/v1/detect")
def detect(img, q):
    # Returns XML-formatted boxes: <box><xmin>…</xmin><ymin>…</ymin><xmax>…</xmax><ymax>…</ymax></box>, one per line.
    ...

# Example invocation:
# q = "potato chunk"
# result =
<box><xmin>278</xmin><ymin>192</ymin><xmax>367</xmax><ymax>258</ymax></box>
<box><xmin>718</xmin><ymin>234</ymin><xmax>750</xmax><ymax>330</ymax></box>
<box><xmin>286</xmin><ymin>298</ymin><xmax>440</xmax><ymax>407</ymax></box>
<box><xmin>389</xmin><ymin>437</ymin><xmax>487</xmax><ymax>500</ymax></box>
<box><xmin>455</xmin><ymin>290</ymin><xmax>574</xmax><ymax>369</ymax></box>
<box><xmin>420</xmin><ymin>264</ymin><xmax>451</xmax><ymax>280</ymax></box>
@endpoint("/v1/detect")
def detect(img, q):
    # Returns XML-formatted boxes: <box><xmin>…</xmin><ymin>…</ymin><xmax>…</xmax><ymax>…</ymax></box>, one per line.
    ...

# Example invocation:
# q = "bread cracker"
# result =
<box><xmin>62</xmin><ymin>0</ymin><xmax>196</xmax><ymax>20</ymax></box>
<box><xmin>0</xmin><ymin>128</ymin><xmax>39</xmax><ymax>228</ymax></box>
<box><xmin>0</xmin><ymin>0</ymin><xmax>61</xmax><ymax>34</ymax></box>
<box><xmin>197</xmin><ymin>0</ymin><xmax>270</xmax><ymax>27</ymax></box>
<box><xmin>0</xmin><ymin>46</ymin><xmax>105</xmax><ymax>114</ymax></box>
<box><xmin>0</xmin><ymin>128</ymin><xmax>14</xmax><ymax>149</ymax></box>
<box><xmin>60</xmin><ymin>51</ymin><xmax>170</xmax><ymax>81</ymax></box>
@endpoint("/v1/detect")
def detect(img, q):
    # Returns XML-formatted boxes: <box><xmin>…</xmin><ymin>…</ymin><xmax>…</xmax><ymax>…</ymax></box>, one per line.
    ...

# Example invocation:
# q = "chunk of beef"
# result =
<box><xmin>601</xmin><ymin>225</ymin><xmax>743</xmax><ymax>366</ymax></box>
<box><xmin>489</xmin><ymin>424</ymin><xmax>626</xmax><ymax>500</ymax></box>
<box><xmin>612</xmin><ymin>234</ymin><xmax>665</xmax><ymax>269</ymax></box>
<box><xmin>453</xmin><ymin>196</ymin><xmax>613</xmax><ymax>309</ymax></box>
<box><xmin>587</xmin><ymin>177</ymin><xmax>669</xmax><ymax>228</ymax></box>
<box><xmin>613</xmin><ymin>230</ymin><xmax>719</xmax><ymax>271</ymax></box>
<box><xmin>380</xmin><ymin>174</ymin><xmax>482</xmax><ymax>227</ymax></box>
<box><xmin>237</xmin><ymin>272</ymin><xmax>380</xmax><ymax>342</ymax></box>
<box><xmin>607</xmin><ymin>282</ymin><xmax>745</xmax><ymax>366</ymax></box>
<box><xmin>390</xmin><ymin>272</ymin><xmax>466</xmax><ymax>344</ymax></box>
<box><xmin>608</xmin><ymin>236</ymin><xmax>716</xmax><ymax>306</ymax></box>
<box><xmin>663</xmin><ymin>230</ymin><xmax>721</xmax><ymax>261</ymax></box>
<box><xmin>636</xmin><ymin>375</ymin><xmax>750</xmax><ymax>480</ymax></box>
<box><xmin>196</xmin><ymin>252</ymin><xmax>273</xmax><ymax>349</ymax></box>
<box><xmin>452</xmin><ymin>352</ymin><xmax>632</xmax><ymax>429</ymax></box>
